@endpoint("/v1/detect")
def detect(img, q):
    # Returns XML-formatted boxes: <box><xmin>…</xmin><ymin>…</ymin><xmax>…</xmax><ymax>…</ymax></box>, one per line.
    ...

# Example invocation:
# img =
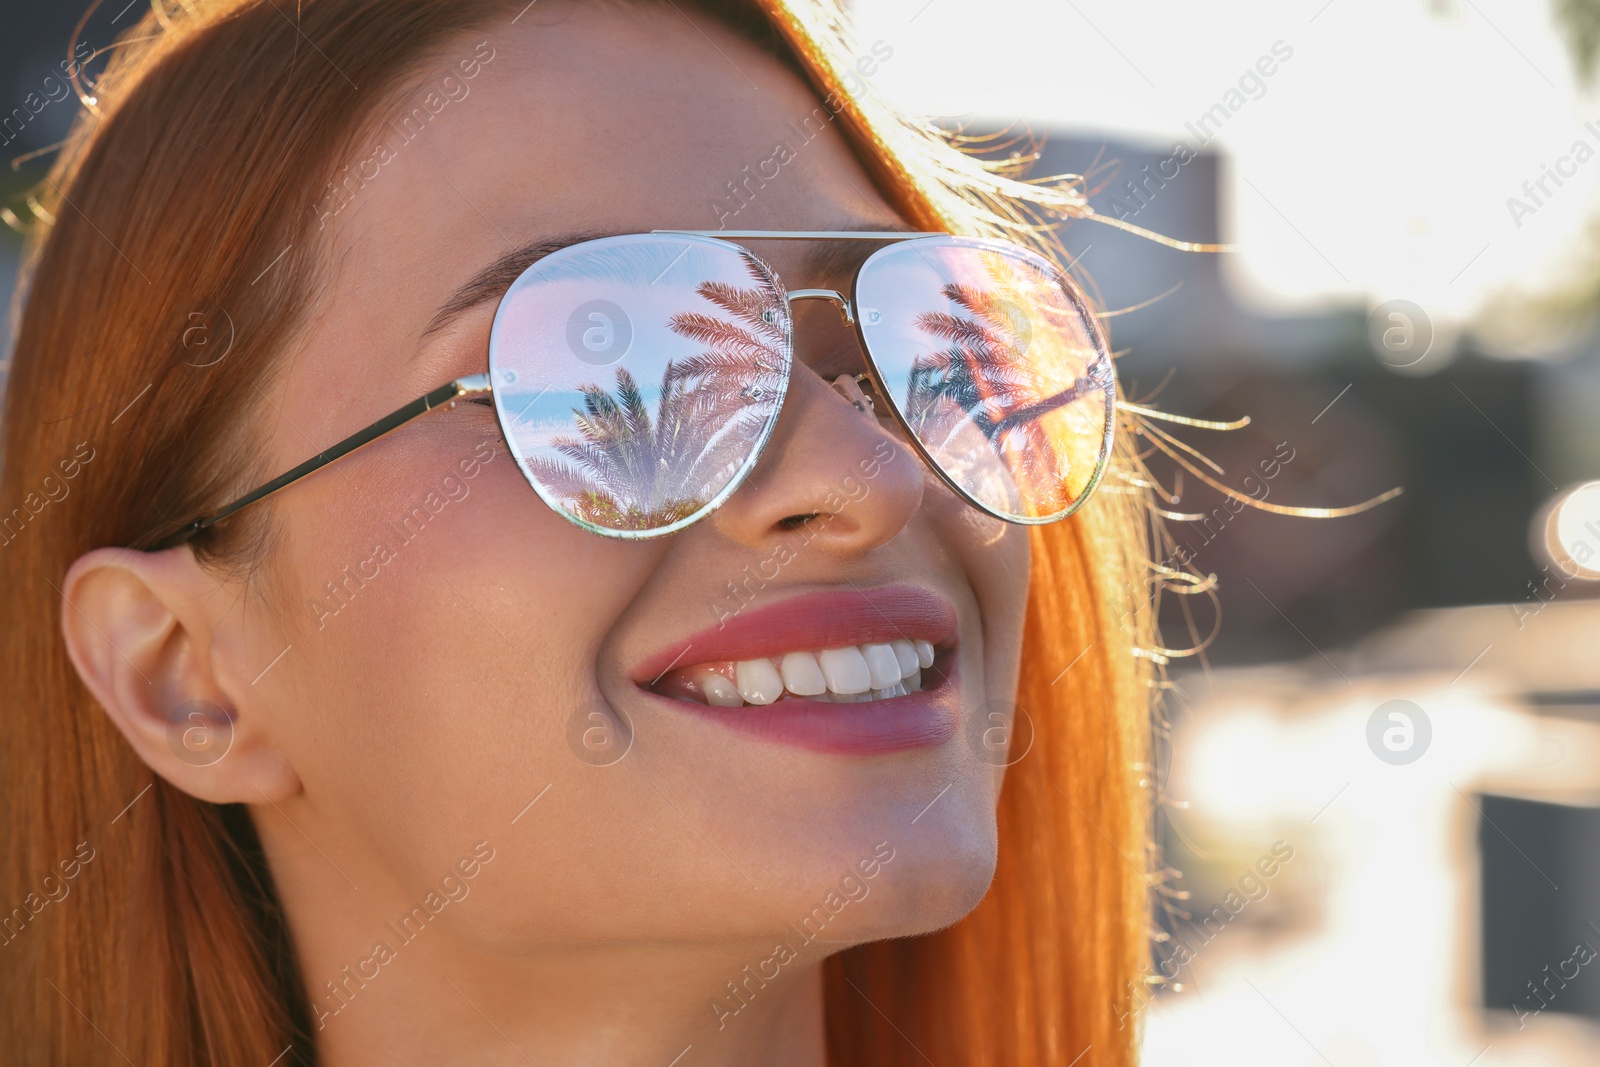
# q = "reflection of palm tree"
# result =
<box><xmin>664</xmin><ymin>279</ymin><xmax>786</xmax><ymax>398</ymax></box>
<box><xmin>526</xmin><ymin>265</ymin><xmax>787</xmax><ymax>531</ymax></box>
<box><xmin>904</xmin><ymin>271</ymin><xmax>1106</xmax><ymax>510</ymax></box>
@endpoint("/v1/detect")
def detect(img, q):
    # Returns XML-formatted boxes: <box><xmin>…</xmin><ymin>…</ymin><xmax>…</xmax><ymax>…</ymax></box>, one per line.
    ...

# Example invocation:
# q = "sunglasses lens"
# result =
<box><xmin>855</xmin><ymin>238</ymin><xmax>1115</xmax><ymax>522</ymax></box>
<box><xmin>488</xmin><ymin>235</ymin><xmax>792</xmax><ymax>536</ymax></box>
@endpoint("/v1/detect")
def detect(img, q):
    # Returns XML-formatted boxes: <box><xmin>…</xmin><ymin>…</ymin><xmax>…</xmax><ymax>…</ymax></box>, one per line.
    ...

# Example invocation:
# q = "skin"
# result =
<box><xmin>59</xmin><ymin>4</ymin><xmax>1031</xmax><ymax>1064</ymax></box>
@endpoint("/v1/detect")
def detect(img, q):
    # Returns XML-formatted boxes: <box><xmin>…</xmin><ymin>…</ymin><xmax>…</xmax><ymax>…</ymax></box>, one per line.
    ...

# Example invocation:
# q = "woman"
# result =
<box><xmin>0</xmin><ymin>0</ymin><xmax>1157</xmax><ymax>1062</ymax></box>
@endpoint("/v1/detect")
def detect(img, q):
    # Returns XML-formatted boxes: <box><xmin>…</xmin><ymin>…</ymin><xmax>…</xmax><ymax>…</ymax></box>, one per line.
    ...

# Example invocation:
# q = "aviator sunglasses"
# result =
<box><xmin>148</xmin><ymin>230</ymin><xmax>1116</xmax><ymax>549</ymax></box>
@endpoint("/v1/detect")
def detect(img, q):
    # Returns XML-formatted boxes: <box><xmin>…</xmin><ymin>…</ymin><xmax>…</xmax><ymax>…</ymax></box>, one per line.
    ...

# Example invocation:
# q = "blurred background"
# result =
<box><xmin>5</xmin><ymin>0</ymin><xmax>1600</xmax><ymax>1062</ymax></box>
<box><xmin>846</xmin><ymin>1</ymin><xmax>1600</xmax><ymax>1063</ymax></box>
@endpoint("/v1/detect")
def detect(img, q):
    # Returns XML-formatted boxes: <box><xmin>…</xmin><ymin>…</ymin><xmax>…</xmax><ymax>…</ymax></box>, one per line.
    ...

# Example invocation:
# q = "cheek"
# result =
<box><xmin>940</xmin><ymin>499</ymin><xmax>1032</xmax><ymax>668</ymax></box>
<box><xmin>935</xmin><ymin>500</ymin><xmax>1031</xmax><ymax>787</ymax></box>
<box><xmin>979</xmin><ymin>521</ymin><xmax>1032</xmax><ymax>615</ymax></box>
<box><xmin>256</xmin><ymin>444</ymin><xmax>663</xmax><ymax>886</ymax></box>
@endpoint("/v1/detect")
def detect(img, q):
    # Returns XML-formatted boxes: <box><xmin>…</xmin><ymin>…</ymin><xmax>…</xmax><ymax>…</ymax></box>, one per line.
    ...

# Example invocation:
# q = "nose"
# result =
<box><xmin>708</xmin><ymin>359</ymin><xmax>923</xmax><ymax>556</ymax></box>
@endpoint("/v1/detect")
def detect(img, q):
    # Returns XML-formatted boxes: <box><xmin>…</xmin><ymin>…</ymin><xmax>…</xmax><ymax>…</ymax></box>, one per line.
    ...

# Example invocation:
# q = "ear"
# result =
<box><xmin>59</xmin><ymin>545</ymin><xmax>301</xmax><ymax>804</ymax></box>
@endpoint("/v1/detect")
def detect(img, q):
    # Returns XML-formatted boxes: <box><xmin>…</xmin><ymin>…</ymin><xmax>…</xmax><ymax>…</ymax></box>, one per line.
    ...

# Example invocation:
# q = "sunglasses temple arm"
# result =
<box><xmin>145</xmin><ymin>373</ymin><xmax>492</xmax><ymax>551</ymax></box>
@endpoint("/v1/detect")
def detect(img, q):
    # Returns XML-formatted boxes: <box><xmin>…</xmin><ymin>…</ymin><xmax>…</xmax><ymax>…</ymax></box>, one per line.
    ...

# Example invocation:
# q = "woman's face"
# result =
<box><xmin>109</xmin><ymin>0</ymin><xmax>1029</xmax><ymax>1023</ymax></box>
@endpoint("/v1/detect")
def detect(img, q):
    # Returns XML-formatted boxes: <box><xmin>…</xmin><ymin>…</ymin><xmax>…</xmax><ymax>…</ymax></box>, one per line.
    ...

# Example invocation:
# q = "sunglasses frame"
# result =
<box><xmin>145</xmin><ymin>230</ymin><xmax>1115</xmax><ymax>551</ymax></box>
<box><xmin>823</xmin><ymin>230</ymin><xmax>1116</xmax><ymax>532</ymax></box>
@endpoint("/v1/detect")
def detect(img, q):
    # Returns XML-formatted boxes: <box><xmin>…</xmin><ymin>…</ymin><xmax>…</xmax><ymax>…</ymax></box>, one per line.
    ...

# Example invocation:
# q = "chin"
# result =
<box><xmin>894</xmin><ymin>827</ymin><xmax>999</xmax><ymax>936</ymax></box>
<box><xmin>813</xmin><ymin>803</ymin><xmax>1000</xmax><ymax>947</ymax></box>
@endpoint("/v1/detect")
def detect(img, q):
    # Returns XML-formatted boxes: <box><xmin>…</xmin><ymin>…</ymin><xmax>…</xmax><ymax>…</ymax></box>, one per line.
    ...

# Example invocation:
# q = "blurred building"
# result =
<box><xmin>1150</xmin><ymin>599</ymin><xmax>1600</xmax><ymax>1065</ymax></box>
<box><xmin>1021</xmin><ymin>131</ymin><xmax>1600</xmax><ymax>1066</ymax></box>
<box><xmin>1029</xmin><ymin>131</ymin><xmax>1600</xmax><ymax>666</ymax></box>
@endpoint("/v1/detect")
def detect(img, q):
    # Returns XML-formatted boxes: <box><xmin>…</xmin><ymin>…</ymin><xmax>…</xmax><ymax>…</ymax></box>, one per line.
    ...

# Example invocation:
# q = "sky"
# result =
<box><xmin>853</xmin><ymin>0</ymin><xmax>1600</xmax><ymax>331</ymax></box>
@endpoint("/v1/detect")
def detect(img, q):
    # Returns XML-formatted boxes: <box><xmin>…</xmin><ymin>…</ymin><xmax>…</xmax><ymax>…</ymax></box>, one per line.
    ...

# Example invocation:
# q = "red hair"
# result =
<box><xmin>0</xmin><ymin>2</ymin><xmax>1154</xmax><ymax>1062</ymax></box>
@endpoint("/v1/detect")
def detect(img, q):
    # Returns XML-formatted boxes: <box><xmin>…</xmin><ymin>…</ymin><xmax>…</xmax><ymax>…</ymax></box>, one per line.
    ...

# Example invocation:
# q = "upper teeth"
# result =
<box><xmin>701</xmin><ymin>639</ymin><xmax>935</xmax><ymax>707</ymax></box>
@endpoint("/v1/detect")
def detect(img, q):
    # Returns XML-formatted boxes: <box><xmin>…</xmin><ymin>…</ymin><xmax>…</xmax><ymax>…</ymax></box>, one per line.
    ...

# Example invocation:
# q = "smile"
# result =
<box><xmin>632</xmin><ymin>585</ymin><xmax>960</xmax><ymax>755</ymax></box>
<box><xmin>652</xmin><ymin>639</ymin><xmax>937</xmax><ymax>707</ymax></box>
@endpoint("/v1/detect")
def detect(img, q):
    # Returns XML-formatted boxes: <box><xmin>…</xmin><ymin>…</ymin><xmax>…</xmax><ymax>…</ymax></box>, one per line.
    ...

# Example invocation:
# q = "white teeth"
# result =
<box><xmin>701</xmin><ymin>671</ymin><xmax>744</xmax><ymax>707</ymax></box>
<box><xmin>778</xmin><ymin>651</ymin><xmax>828</xmax><ymax>696</ymax></box>
<box><xmin>689</xmin><ymin>638</ymin><xmax>940</xmax><ymax>707</ymax></box>
<box><xmin>735</xmin><ymin>659</ymin><xmax>784</xmax><ymax>705</ymax></box>
<box><xmin>818</xmin><ymin>647</ymin><xmax>873</xmax><ymax>695</ymax></box>
<box><xmin>862</xmin><ymin>643</ymin><xmax>901</xmax><ymax>689</ymax></box>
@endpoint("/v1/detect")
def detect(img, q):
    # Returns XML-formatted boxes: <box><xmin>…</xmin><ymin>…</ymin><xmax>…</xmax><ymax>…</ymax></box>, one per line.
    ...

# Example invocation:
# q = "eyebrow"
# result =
<box><xmin>419</xmin><ymin>221</ymin><xmax>906</xmax><ymax>340</ymax></box>
<box><xmin>419</xmin><ymin>229</ymin><xmax>615</xmax><ymax>339</ymax></box>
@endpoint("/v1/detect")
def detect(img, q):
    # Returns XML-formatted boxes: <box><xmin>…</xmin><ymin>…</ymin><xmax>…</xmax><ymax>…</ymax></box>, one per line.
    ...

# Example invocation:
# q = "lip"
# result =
<box><xmin>630</xmin><ymin>584</ymin><xmax>961</xmax><ymax>756</ymax></box>
<box><xmin>631</xmin><ymin>584</ymin><xmax>957</xmax><ymax>683</ymax></box>
<box><xmin>640</xmin><ymin>679</ymin><xmax>960</xmax><ymax>756</ymax></box>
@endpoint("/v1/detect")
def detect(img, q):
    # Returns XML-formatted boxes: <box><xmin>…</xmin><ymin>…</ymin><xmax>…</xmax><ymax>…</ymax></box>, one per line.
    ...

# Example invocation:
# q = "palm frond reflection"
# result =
<box><xmin>895</xmin><ymin>252</ymin><xmax>1111</xmax><ymax>518</ymax></box>
<box><xmin>523</xmin><ymin>268</ymin><xmax>788</xmax><ymax>532</ymax></box>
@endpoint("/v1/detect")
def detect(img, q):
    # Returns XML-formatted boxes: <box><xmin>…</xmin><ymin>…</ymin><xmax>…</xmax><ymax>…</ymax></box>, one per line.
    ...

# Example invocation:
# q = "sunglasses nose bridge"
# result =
<box><xmin>786</xmin><ymin>288</ymin><xmax>855</xmax><ymax>327</ymax></box>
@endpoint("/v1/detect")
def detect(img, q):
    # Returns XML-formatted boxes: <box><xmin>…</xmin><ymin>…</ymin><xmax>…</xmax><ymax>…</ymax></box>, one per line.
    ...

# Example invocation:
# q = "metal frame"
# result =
<box><xmin>143</xmin><ymin>229</ymin><xmax>1114</xmax><ymax>550</ymax></box>
<box><xmin>147</xmin><ymin>375</ymin><xmax>492</xmax><ymax>550</ymax></box>
<box><xmin>846</xmin><ymin>234</ymin><xmax>1117</xmax><ymax>526</ymax></box>
<box><xmin>658</xmin><ymin>230</ymin><xmax>1117</xmax><ymax>526</ymax></box>
<box><xmin>487</xmin><ymin>232</ymin><xmax>801</xmax><ymax>542</ymax></box>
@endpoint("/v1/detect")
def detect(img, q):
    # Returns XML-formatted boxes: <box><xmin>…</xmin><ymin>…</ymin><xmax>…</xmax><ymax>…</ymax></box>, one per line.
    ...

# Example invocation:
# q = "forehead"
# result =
<box><xmin>315</xmin><ymin>2</ymin><xmax>902</xmax><ymax>345</ymax></box>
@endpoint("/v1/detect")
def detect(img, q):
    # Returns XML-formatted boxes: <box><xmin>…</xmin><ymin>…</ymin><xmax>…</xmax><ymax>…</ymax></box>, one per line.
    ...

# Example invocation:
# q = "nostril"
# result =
<box><xmin>777</xmin><ymin>512</ymin><xmax>819</xmax><ymax>531</ymax></box>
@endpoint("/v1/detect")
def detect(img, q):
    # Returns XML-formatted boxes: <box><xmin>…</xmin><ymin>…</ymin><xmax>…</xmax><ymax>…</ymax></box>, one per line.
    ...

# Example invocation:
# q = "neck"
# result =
<box><xmin>307</xmin><ymin>938</ymin><xmax>829</xmax><ymax>1066</ymax></box>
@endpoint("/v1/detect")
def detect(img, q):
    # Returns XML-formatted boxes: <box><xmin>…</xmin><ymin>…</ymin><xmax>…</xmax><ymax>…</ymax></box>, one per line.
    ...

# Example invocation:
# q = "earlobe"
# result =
<box><xmin>58</xmin><ymin>546</ymin><xmax>301</xmax><ymax>805</ymax></box>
